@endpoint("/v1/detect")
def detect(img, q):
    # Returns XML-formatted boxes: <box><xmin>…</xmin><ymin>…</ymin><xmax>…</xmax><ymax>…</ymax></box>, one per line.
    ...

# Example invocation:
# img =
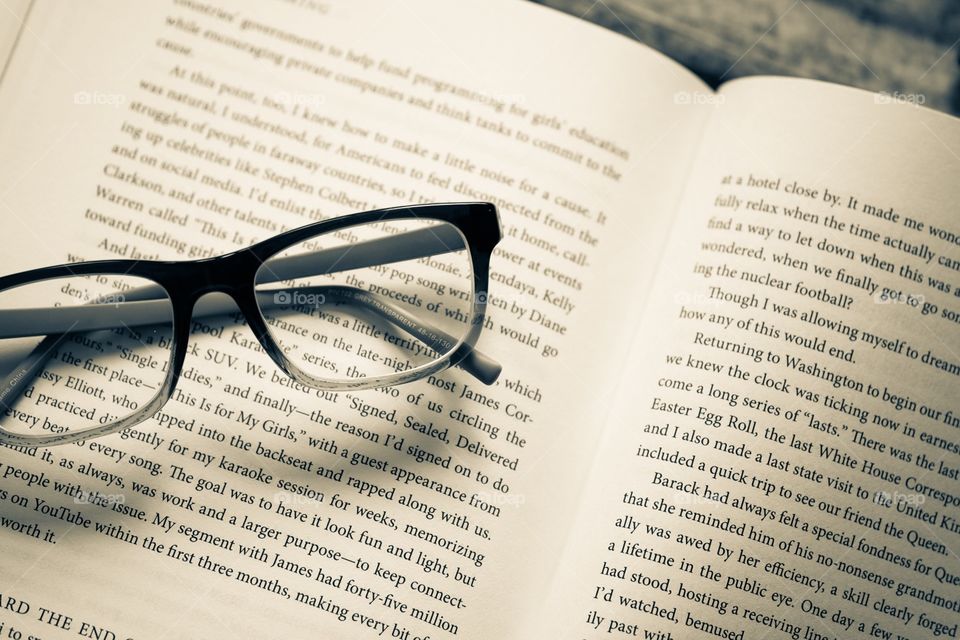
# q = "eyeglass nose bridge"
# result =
<box><xmin>177</xmin><ymin>248</ymin><xmax>260</xmax><ymax>297</ymax></box>
<box><xmin>175</xmin><ymin>251</ymin><xmax>276</xmax><ymax>342</ymax></box>
<box><xmin>154</xmin><ymin>251</ymin><xmax>275</xmax><ymax>392</ymax></box>
<box><xmin>162</xmin><ymin>250</ymin><xmax>381</xmax><ymax>396</ymax></box>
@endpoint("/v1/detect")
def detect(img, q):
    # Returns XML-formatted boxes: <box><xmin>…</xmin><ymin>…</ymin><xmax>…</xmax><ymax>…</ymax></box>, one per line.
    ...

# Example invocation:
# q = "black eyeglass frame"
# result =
<box><xmin>0</xmin><ymin>202</ymin><xmax>501</xmax><ymax>447</ymax></box>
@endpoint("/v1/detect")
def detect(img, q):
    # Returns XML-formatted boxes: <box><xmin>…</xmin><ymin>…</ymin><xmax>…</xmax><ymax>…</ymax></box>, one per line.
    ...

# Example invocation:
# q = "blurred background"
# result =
<box><xmin>533</xmin><ymin>0</ymin><xmax>960</xmax><ymax>115</ymax></box>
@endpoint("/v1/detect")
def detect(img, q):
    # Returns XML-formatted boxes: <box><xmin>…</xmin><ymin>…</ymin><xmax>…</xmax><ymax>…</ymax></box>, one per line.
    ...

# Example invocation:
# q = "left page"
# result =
<box><xmin>0</xmin><ymin>1</ymin><xmax>712</xmax><ymax>638</ymax></box>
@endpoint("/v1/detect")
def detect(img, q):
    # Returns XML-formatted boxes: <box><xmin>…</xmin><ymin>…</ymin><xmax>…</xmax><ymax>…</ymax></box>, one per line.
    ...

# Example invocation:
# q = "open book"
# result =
<box><xmin>0</xmin><ymin>1</ymin><xmax>957</xmax><ymax>638</ymax></box>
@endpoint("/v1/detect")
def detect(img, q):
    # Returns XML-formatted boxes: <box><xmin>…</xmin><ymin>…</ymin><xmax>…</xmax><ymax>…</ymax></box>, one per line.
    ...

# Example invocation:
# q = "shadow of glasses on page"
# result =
<box><xmin>0</xmin><ymin>330</ymin><xmax>485</xmax><ymax>552</ymax></box>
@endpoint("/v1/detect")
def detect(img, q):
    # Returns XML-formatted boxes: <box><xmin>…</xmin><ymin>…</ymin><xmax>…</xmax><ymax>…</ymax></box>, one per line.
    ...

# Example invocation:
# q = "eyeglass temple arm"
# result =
<box><xmin>0</xmin><ymin>226</ymin><xmax>500</xmax><ymax>383</ymax></box>
<box><xmin>0</xmin><ymin>333</ymin><xmax>61</xmax><ymax>417</ymax></box>
<box><xmin>0</xmin><ymin>286</ymin><xmax>500</xmax><ymax>383</ymax></box>
<box><xmin>262</xmin><ymin>285</ymin><xmax>494</xmax><ymax>379</ymax></box>
<box><xmin>260</xmin><ymin>223</ymin><xmax>469</xmax><ymax>281</ymax></box>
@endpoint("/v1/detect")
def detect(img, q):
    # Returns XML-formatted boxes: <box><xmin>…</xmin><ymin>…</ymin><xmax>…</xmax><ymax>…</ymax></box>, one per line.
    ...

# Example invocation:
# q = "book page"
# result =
<box><xmin>0</xmin><ymin>1</ymin><xmax>712</xmax><ymax>638</ymax></box>
<box><xmin>542</xmin><ymin>78</ymin><xmax>960</xmax><ymax>639</ymax></box>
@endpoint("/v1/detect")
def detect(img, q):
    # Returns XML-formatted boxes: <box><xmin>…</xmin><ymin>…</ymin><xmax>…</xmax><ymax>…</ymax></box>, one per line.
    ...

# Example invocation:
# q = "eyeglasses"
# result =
<box><xmin>0</xmin><ymin>202</ymin><xmax>502</xmax><ymax>447</ymax></box>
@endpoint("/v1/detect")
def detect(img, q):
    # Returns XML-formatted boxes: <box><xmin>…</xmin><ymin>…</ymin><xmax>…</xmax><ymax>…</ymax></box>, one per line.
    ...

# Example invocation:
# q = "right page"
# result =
<box><xmin>542</xmin><ymin>77</ymin><xmax>960</xmax><ymax>640</ymax></box>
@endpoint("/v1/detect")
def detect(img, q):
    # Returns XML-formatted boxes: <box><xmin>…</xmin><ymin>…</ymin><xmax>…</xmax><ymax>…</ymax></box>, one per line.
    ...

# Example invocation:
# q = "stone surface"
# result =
<box><xmin>533</xmin><ymin>0</ymin><xmax>960</xmax><ymax>114</ymax></box>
